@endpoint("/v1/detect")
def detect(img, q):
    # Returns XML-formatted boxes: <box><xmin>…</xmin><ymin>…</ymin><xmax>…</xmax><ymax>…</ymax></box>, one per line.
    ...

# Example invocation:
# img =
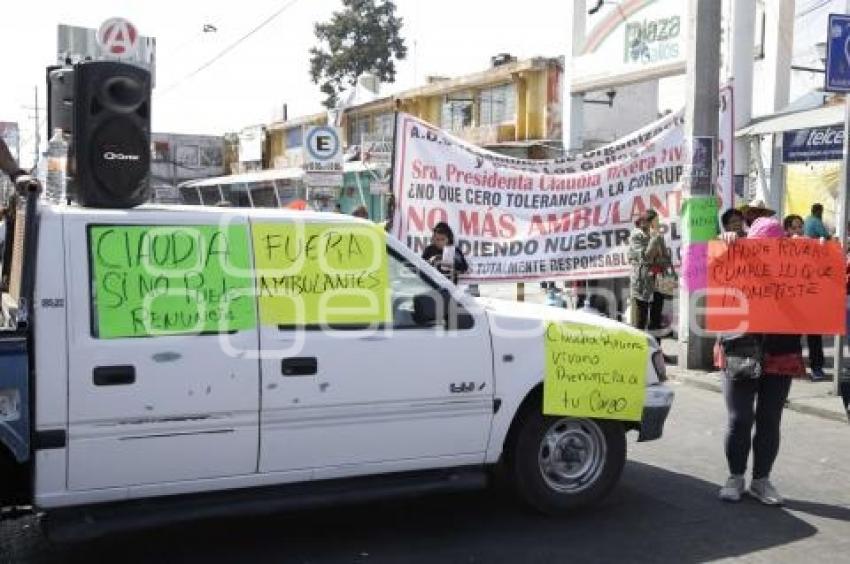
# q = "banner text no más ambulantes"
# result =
<box><xmin>391</xmin><ymin>111</ymin><xmax>731</xmax><ymax>283</ymax></box>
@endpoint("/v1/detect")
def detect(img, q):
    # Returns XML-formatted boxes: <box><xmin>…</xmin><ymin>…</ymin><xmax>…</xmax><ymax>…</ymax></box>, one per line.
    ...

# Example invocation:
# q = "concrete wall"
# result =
<box><xmin>582</xmin><ymin>80</ymin><xmax>660</xmax><ymax>147</ymax></box>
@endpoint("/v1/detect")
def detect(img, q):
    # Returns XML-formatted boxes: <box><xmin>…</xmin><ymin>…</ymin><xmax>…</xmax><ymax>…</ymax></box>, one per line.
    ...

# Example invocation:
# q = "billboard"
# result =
<box><xmin>573</xmin><ymin>0</ymin><xmax>687</xmax><ymax>91</ymax></box>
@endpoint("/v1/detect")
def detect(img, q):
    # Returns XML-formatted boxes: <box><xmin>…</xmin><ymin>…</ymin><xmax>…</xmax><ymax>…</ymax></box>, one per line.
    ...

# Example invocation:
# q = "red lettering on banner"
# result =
<box><xmin>499</xmin><ymin>214</ymin><xmax>517</xmax><ymax>238</ymax></box>
<box><xmin>627</xmin><ymin>198</ymin><xmax>647</xmax><ymax>223</ymax></box>
<box><xmin>573</xmin><ymin>208</ymin><xmax>591</xmax><ymax>230</ymax></box>
<box><xmin>460</xmin><ymin>211</ymin><xmax>517</xmax><ymax>238</ymax></box>
<box><xmin>649</xmin><ymin>193</ymin><xmax>670</xmax><ymax>218</ymax></box>
<box><xmin>407</xmin><ymin>206</ymin><xmax>448</xmax><ymax>232</ymax></box>
<box><xmin>605</xmin><ymin>155</ymin><xmax>658</xmax><ymax>180</ymax></box>
<box><xmin>412</xmin><ymin>159</ymin><xmax>440</xmax><ymax>180</ymax></box>
<box><xmin>669</xmin><ymin>146</ymin><xmax>684</xmax><ymax>161</ymax></box>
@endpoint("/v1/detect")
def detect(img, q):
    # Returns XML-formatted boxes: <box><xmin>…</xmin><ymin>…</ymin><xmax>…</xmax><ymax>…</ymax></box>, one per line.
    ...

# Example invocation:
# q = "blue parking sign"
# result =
<box><xmin>826</xmin><ymin>14</ymin><xmax>850</xmax><ymax>92</ymax></box>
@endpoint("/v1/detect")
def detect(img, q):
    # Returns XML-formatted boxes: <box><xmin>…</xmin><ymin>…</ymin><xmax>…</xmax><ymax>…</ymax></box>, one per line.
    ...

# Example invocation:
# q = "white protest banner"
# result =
<box><xmin>393</xmin><ymin>112</ymin><xmax>681</xmax><ymax>282</ymax></box>
<box><xmin>391</xmin><ymin>102</ymin><xmax>733</xmax><ymax>283</ymax></box>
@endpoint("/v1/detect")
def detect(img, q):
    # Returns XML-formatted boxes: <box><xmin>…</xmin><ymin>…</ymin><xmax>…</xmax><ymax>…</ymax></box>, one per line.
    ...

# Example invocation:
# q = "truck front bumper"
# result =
<box><xmin>638</xmin><ymin>384</ymin><xmax>674</xmax><ymax>442</ymax></box>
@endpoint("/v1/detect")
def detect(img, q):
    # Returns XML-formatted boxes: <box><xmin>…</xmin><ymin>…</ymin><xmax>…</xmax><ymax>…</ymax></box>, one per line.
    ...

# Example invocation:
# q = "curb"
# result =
<box><xmin>669</xmin><ymin>369</ymin><xmax>850</xmax><ymax>424</ymax></box>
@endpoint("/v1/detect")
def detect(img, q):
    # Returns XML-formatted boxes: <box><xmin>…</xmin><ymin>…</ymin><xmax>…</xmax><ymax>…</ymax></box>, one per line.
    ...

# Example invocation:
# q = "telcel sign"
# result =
<box><xmin>782</xmin><ymin>126</ymin><xmax>846</xmax><ymax>163</ymax></box>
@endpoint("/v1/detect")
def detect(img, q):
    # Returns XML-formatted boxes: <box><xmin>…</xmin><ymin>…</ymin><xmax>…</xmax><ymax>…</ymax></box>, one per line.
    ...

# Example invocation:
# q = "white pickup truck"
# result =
<box><xmin>0</xmin><ymin>196</ymin><xmax>673</xmax><ymax>541</ymax></box>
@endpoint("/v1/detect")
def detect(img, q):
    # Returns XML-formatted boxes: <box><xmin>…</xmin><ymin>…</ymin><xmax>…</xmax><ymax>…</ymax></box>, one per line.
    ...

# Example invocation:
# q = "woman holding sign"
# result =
<box><xmin>718</xmin><ymin>217</ymin><xmax>803</xmax><ymax>506</ymax></box>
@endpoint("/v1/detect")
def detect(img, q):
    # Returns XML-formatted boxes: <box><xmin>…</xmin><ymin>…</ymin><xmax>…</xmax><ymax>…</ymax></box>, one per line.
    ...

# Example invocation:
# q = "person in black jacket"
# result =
<box><xmin>421</xmin><ymin>222</ymin><xmax>468</xmax><ymax>284</ymax></box>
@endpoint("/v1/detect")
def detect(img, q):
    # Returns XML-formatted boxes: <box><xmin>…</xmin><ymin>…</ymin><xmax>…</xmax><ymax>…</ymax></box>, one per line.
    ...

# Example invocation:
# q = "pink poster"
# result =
<box><xmin>681</xmin><ymin>243</ymin><xmax>708</xmax><ymax>291</ymax></box>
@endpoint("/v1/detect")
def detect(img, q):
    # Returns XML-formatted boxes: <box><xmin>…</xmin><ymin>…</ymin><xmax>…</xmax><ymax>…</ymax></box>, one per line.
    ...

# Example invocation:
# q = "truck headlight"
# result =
<box><xmin>651</xmin><ymin>350</ymin><xmax>668</xmax><ymax>383</ymax></box>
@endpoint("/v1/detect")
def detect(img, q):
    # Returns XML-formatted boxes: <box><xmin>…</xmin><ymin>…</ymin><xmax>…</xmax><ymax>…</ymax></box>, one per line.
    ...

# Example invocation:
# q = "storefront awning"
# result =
<box><xmin>736</xmin><ymin>104</ymin><xmax>845</xmax><ymax>137</ymax></box>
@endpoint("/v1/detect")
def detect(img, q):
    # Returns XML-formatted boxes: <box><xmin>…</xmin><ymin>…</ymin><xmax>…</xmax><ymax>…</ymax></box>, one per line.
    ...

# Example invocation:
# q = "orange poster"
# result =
<box><xmin>706</xmin><ymin>239</ymin><xmax>846</xmax><ymax>334</ymax></box>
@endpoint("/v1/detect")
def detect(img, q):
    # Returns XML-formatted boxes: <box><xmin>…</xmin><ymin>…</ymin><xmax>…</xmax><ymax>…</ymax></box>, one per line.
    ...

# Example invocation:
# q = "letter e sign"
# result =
<box><xmin>305</xmin><ymin>126</ymin><xmax>342</xmax><ymax>162</ymax></box>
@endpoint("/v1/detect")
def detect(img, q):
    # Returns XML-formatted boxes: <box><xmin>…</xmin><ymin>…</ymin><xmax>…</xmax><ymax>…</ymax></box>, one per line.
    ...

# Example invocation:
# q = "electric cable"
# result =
<box><xmin>156</xmin><ymin>0</ymin><xmax>302</xmax><ymax>97</ymax></box>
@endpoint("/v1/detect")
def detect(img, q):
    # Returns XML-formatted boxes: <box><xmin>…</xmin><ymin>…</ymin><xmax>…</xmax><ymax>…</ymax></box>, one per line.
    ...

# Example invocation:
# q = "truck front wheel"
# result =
<box><xmin>510</xmin><ymin>411</ymin><xmax>626</xmax><ymax>514</ymax></box>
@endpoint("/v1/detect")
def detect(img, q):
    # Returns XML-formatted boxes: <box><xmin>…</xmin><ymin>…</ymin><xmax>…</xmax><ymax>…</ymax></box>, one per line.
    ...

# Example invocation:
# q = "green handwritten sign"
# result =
<box><xmin>681</xmin><ymin>196</ymin><xmax>719</xmax><ymax>243</ymax></box>
<box><xmin>90</xmin><ymin>225</ymin><xmax>256</xmax><ymax>338</ymax></box>
<box><xmin>543</xmin><ymin>322</ymin><xmax>648</xmax><ymax>422</ymax></box>
<box><xmin>253</xmin><ymin>222</ymin><xmax>390</xmax><ymax>325</ymax></box>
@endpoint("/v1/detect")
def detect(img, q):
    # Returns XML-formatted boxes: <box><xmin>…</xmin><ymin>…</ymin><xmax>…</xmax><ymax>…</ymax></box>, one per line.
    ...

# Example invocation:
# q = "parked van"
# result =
<box><xmin>0</xmin><ymin>197</ymin><xmax>673</xmax><ymax>540</ymax></box>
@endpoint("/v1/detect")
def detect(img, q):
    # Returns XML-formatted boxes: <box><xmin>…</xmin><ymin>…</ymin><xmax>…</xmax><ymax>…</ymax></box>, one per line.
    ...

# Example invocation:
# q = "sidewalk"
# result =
<box><xmin>662</xmin><ymin>339</ymin><xmax>850</xmax><ymax>423</ymax></box>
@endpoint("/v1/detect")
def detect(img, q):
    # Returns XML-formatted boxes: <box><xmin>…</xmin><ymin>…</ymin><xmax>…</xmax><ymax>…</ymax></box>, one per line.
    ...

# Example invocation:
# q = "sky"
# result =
<box><xmin>0</xmin><ymin>0</ymin><xmax>573</xmax><ymax>167</ymax></box>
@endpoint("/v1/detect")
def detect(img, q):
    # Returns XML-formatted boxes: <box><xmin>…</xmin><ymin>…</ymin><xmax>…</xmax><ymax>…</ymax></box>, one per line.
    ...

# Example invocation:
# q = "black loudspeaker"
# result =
<box><xmin>46</xmin><ymin>65</ymin><xmax>75</xmax><ymax>137</ymax></box>
<box><xmin>72</xmin><ymin>61</ymin><xmax>151</xmax><ymax>208</ymax></box>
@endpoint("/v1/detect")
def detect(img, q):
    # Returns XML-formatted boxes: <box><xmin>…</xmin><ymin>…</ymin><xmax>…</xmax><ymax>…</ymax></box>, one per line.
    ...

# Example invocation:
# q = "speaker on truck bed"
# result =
<box><xmin>72</xmin><ymin>61</ymin><xmax>151</xmax><ymax>208</ymax></box>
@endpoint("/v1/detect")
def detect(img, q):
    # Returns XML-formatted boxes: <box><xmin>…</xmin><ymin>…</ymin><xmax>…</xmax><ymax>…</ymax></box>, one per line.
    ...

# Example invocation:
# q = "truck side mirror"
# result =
<box><xmin>412</xmin><ymin>289</ymin><xmax>475</xmax><ymax>330</ymax></box>
<box><xmin>412</xmin><ymin>290</ymin><xmax>442</xmax><ymax>326</ymax></box>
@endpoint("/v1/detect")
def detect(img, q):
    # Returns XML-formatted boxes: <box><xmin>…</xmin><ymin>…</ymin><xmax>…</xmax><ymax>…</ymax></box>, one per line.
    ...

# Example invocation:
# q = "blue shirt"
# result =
<box><xmin>803</xmin><ymin>215</ymin><xmax>829</xmax><ymax>239</ymax></box>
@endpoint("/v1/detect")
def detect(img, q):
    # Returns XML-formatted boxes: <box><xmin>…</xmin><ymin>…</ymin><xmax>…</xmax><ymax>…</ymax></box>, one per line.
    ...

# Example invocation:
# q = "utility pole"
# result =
<box><xmin>834</xmin><ymin>90</ymin><xmax>849</xmax><ymax>394</ymax></box>
<box><xmin>21</xmin><ymin>86</ymin><xmax>43</xmax><ymax>171</ymax></box>
<box><xmin>730</xmin><ymin>0</ymin><xmax>756</xmax><ymax>183</ymax></box>
<box><xmin>33</xmin><ymin>86</ymin><xmax>40</xmax><ymax>169</ymax></box>
<box><xmin>680</xmin><ymin>0</ymin><xmax>722</xmax><ymax>370</ymax></box>
<box><xmin>831</xmin><ymin>2</ymin><xmax>850</xmax><ymax>395</ymax></box>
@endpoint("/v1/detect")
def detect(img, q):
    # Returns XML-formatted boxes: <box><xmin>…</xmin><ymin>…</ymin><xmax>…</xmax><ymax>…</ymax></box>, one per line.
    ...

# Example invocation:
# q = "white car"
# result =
<box><xmin>0</xmin><ymin>202</ymin><xmax>673</xmax><ymax>541</ymax></box>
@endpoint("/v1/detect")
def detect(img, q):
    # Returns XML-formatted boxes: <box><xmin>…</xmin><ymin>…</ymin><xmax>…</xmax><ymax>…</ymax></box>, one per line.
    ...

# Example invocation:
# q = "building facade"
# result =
<box><xmin>267</xmin><ymin>55</ymin><xmax>565</xmax><ymax>167</ymax></box>
<box><xmin>150</xmin><ymin>133</ymin><xmax>225</xmax><ymax>202</ymax></box>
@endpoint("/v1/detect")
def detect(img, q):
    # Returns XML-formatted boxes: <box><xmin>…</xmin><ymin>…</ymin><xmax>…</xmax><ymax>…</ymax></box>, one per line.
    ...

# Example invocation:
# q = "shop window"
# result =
<box><xmin>286</xmin><ymin>127</ymin><xmax>303</xmax><ymax>148</ymax></box>
<box><xmin>374</xmin><ymin>113</ymin><xmax>394</xmax><ymax>137</ymax></box>
<box><xmin>348</xmin><ymin>115</ymin><xmax>371</xmax><ymax>146</ymax></box>
<box><xmin>200</xmin><ymin>146</ymin><xmax>223</xmax><ymax>167</ymax></box>
<box><xmin>152</xmin><ymin>141</ymin><xmax>170</xmax><ymax>162</ymax></box>
<box><xmin>479</xmin><ymin>83</ymin><xmax>516</xmax><ymax>126</ymax></box>
<box><xmin>175</xmin><ymin>145</ymin><xmax>200</xmax><ymax>168</ymax></box>
<box><xmin>442</xmin><ymin>94</ymin><xmax>474</xmax><ymax>131</ymax></box>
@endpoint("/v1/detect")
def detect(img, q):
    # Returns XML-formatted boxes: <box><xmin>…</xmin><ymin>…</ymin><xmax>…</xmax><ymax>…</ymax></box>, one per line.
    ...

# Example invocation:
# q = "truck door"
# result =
<box><xmin>255</xmin><ymin>222</ymin><xmax>494</xmax><ymax>477</ymax></box>
<box><xmin>64</xmin><ymin>213</ymin><xmax>260</xmax><ymax>490</ymax></box>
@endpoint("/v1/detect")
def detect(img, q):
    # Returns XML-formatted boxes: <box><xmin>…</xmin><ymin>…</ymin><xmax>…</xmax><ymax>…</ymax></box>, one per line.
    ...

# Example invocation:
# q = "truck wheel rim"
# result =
<box><xmin>538</xmin><ymin>418</ymin><xmax>607</xmax><ymax>494</ymax></box>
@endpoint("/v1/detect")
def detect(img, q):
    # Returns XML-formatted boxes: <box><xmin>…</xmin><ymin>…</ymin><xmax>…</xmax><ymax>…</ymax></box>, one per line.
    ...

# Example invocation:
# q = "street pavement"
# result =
<box><xmin>3</xmin><ymin>383</ymin><xmax>850</xmax><ymax>563</ymax></box>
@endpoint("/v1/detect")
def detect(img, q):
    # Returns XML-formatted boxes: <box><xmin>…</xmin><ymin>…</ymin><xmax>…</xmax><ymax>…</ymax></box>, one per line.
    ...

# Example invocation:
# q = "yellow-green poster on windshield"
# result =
<box><xmin>543</xmin><ymin>322</ymin><xmax>648</xmax><ymax>421</ymax></box>
<box><xmin>90</xmin><ymin>224</ymin><xmax>256</xmax><ymax>338</ymax></box>
<box><xmin>252</xmin><ymin>222</ymin><xmax>390</xmax><ymax>326</ymax></box>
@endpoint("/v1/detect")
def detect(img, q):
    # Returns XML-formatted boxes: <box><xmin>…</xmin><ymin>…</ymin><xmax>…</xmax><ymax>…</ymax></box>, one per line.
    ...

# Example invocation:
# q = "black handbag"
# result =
<box><xmin>721</xmin><ymin>334</ymin><xmax>763</xmax><ymax>381</ymax></box>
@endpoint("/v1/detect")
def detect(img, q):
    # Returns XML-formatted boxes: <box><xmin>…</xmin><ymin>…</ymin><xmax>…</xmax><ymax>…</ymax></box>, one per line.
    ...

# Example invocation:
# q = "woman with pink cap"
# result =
<box><xmin>718</xmin><ymin>217</ymin><xmax>803</xmax><ymax>506</ymax></box>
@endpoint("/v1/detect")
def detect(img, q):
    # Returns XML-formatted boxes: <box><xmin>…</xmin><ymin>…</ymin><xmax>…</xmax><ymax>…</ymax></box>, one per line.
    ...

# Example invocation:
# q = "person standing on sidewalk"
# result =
<box><xmin>628</xmin><ymin>210</ymin><xmax>667</xmax><ymax>330</ymax></box>
<box><xmin>718</xmin><ymin>217</ymin><xmax>804</xmax><ymax>506</ymax></box>
<box><xmin>721</xmin><ymin>208</ymin><xmax>746</xmax><ymax>238</ymax></box>
<box><xmin>783</xmin><ymin>214</ymin><xmax>804</xmax><ymax>238</ymax></box>
<box><xmin>803</xmin><ymin>203</ymin><xmax>829</xmax><ymax>382</ymax></box>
